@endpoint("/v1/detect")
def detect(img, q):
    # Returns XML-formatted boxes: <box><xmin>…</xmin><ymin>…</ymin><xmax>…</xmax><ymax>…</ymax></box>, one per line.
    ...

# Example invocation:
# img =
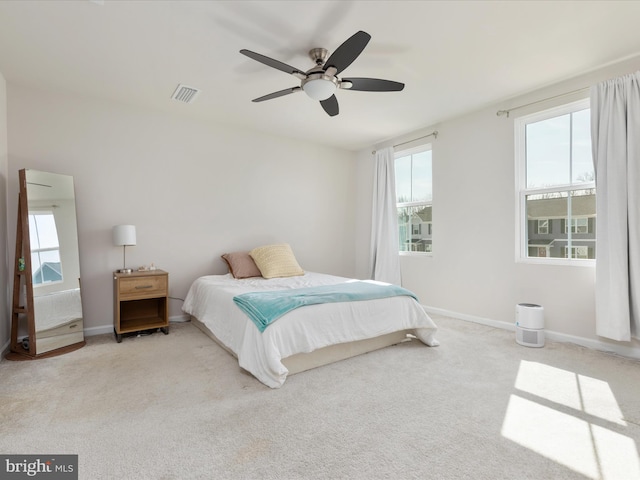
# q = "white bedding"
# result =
<box><xmin>34</xmin><ymin>288</ymin><xmax>83</xmax><ymax>333</ymax></box>
<box><xmin>182</xmin><ymin>272</ymin><xmax>439</xmax><ymax>388</ymax></box>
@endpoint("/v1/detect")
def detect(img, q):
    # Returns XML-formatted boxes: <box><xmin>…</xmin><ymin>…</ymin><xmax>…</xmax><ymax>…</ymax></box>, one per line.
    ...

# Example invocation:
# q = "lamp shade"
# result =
<box><xmin>302</xmin><ymin>78</ymin><xmax>337</xmax><ymax>101</ymax></box>
<box><xmin>113</xmin><ymin>225</ymin><xmax>136</xmax><ymax>246</ymax></box>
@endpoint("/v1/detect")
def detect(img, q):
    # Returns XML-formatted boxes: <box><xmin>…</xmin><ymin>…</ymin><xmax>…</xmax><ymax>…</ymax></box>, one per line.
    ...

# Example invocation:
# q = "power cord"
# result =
<box><xmin>168</xmin><ymin>296</ymin><xmax>191</xmax><ymax>324</ymax></box>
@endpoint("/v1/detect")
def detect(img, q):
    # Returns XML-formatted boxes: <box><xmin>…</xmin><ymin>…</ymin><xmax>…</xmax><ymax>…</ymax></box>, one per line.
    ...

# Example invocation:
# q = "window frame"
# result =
<box><xmin>514</xmin><ymin>98</ymin><xmax>595</xmax><ymax>267</ymax></box>
<box><xmin>395</xmin><ymin>143</ymin><xmax>433</xmax><ymax>257</ymax></box>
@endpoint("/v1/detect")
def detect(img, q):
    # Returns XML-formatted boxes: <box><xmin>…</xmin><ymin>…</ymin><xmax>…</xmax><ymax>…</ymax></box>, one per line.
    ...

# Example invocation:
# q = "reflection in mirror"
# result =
<box><xmin>26</xmin><ymin>170</ymin><xmax>84</xmax><ymax>354</ymax></box>
<box><xmin>30</xmin><ymin>211</ymin><xmax>62</xmax><ymax>285</ymax></box>
<box><xmin>7</xmin><ymin>169</ymin><xmax>85</xmax><ymax>359</ymax></box>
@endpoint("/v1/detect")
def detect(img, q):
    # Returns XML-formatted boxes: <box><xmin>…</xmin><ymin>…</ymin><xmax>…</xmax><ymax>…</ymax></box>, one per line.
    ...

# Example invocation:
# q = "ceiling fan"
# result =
<box><xmin>240</xmin><ymin>30</ymin><xmax>405</xmax><ymax>117</ymax></box>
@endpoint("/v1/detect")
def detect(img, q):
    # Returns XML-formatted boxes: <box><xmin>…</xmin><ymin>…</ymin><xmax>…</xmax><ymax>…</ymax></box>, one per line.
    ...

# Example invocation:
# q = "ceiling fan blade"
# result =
<box><xmin>320</xmin><ymin>95</ymin><xmax>339</xmax><ymax>117</ymax></box>
<box><xmin>252</xmin><ymin>87</ymin><xmax>302</xmax><ymax>102</ymax></box>
<box><xmin>240</xmin><ymin>50</ymin><xmax>306</xmax><ymax>79</ymax></box>
<box><xmin>323</xmin><ymin>31</ymin><xmax>371</xmax><ymax>75</ymax></box>
<box><xmin>341</xmin><ymin>78</ymin><xmax>405</xmax><ymax>92</ymax></box>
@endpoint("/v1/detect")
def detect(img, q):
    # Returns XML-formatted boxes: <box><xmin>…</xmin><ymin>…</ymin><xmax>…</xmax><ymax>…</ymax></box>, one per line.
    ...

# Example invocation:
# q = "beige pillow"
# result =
<box><xmin>249</xmin><ymin>243</ymin><xmax>304</xmax><ymax>279</ymax></box>
<box><xmin>221</xmin><ymin>252</ymin><xmax>263</xmax><ymax>279</ymax></box>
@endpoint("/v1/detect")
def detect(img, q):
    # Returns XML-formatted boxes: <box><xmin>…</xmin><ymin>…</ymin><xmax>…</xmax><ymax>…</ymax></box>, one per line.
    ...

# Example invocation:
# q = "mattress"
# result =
<box><xmin>183</xmin><ymin>272</ymin><xmax>438</xmax><ymax>388</ymax></box>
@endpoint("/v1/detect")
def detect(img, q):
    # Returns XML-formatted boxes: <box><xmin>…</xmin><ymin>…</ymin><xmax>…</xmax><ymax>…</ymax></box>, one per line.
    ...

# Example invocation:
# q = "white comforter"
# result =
<box><xmin>182</xmin><ymin>272</ymin><xmax>439</xmax><ymax>388</ymax></box>
<box><xmin>34</xmin><ymin>288</ymin><xmax>83</xmax><ymax>332</ymax></box>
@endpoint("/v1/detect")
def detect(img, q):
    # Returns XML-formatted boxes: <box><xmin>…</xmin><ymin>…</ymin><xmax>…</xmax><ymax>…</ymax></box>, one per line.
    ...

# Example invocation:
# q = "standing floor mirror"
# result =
<box><xmin>7</xmin><ymin>169</ymin><xmax>85</xmax><ymax>360</ymax></box>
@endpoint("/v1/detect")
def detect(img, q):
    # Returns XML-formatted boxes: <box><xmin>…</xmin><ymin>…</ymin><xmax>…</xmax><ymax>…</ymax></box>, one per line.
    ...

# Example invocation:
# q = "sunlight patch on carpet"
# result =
<box><xmin>514</xmin><ymin>361</ymin><xmax>626</xmax><ymax>426</ymax></box>
<box><xmin>501</xmin><ymin>361</ymin><xmax>640</xmax><ymax>480</ymax></box>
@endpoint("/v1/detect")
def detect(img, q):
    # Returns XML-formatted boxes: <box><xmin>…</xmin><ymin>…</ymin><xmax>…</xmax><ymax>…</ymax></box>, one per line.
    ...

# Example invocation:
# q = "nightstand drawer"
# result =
<box><xmin>119</xmin><ymin>275</ymin><xmax>167</xmax><ymax>298</ymax></box>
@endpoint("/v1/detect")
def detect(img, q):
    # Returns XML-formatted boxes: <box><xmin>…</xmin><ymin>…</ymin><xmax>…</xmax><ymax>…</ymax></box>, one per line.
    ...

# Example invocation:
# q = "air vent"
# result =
<box><xmin>171</xmin><ymin>84</ymin><xmax>200</xmax><ymax>104</ymax></box>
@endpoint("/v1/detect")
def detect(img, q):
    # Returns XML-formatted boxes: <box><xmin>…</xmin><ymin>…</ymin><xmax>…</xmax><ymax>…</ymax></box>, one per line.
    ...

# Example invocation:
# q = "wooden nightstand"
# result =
<box><xmin>113</xmin><ymin>270</ymin><xmax>169</xmax><ymax>343</ymax></box>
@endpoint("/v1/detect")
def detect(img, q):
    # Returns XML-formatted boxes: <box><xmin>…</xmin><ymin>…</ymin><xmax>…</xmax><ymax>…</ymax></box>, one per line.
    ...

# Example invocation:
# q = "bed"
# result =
<box><xmin>33</xmin><ymin>288</ymin><xmax>84</xmax><ymax>354</ymax></box>
<box><xmin>182</xmin><ymin>271</ymin><xmax>439</xmax><ymax>388</ymax></box>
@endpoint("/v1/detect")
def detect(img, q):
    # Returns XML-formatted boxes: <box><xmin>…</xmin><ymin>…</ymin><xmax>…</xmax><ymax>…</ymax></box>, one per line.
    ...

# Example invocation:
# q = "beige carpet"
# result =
<box><xmin>1</xmin><ymin>316</ymin><xmax>639</xmax><ymax>480</ymax></box>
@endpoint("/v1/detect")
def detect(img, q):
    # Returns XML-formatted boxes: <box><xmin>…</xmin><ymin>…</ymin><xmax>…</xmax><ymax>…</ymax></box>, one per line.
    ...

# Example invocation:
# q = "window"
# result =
<box><xmin>395</xmin><ymin>145</ymin><xmax>432</xmax><ymax>254</ymax></box>
<box><xmin>537</xmin><ymin>219</ymin><xmax>549</xmax><ymax>235</ymax></box>
<box><xmin>29</xmin><ymin>211</ymin><xmax>63</xmax><ymax>285</ymax></box>
<box><xmin>565</xmin><ymin>217</ymin><xmax>590</xmax><ymax>234</ymax></box>
<box><xmin>516</xmin><ymin>99</ymin><xmax>596</xmax><ymax>263</ymax></box>
<box><xmin>564</xmin><ymin>246</ymin><xmax>591</xmax><ymax>259</ymax></box>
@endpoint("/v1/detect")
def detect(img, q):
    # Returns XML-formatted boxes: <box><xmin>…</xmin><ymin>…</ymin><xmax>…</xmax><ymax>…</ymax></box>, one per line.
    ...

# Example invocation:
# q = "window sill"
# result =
<box><xmin>400</xmin><ymin>251</ymin><xmax>433</xmax><ymax>257</ymax></box>
<box><xmin>516</xmin><ymin>257</ymin><xmax>595</xmax><ymax>267</ymax></box>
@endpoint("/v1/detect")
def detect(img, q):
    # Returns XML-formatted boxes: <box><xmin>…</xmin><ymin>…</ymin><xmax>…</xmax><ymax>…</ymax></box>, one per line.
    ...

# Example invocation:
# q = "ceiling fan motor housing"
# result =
<box><xmin>309</xmin><ymin>48</ymin><xmax>329</xmax><ymax>65</ymax></box>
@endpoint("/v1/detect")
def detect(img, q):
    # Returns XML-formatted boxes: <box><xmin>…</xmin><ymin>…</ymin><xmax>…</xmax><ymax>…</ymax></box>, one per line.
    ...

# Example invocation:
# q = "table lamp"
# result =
<box><xmin>113</xmin><ymin>224</ymin><xmax>136</xmax><ymax>273</ymax></box>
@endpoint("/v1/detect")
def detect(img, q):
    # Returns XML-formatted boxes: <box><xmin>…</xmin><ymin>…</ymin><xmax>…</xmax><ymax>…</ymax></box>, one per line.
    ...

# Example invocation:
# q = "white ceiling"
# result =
<box><xmin>1</xmin><ymin>1</ymin><xmax>640</xmax><ymax>151</ymax></box>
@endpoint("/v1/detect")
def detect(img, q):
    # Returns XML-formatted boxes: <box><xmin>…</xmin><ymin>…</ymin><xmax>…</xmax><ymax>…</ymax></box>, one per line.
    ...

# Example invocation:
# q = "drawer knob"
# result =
<box><xmin>135</xmin><ymin>285</ymin><xmax>153</xmax><ymax>289</ymax></box>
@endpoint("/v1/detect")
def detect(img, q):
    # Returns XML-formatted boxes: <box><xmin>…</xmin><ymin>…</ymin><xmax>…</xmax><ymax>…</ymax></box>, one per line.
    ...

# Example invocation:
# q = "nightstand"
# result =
<box><xmin>113</xmin><ymin>270</ymin><xmax>169</xmax><ymax>343</ymax></box>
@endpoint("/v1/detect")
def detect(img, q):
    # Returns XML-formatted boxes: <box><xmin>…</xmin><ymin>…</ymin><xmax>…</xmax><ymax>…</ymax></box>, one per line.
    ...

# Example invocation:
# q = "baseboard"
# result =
<box><xmin>10</xmin><ymin>309</ymin><xmax>639</xmax><ymax>362</ymax></box>
<box><xmin>1</xmin><ymin>339</ymin><xmax>10</xmax><ymax>358</ymax></box>
<box><xmin>424</xmin><ymin>305</ymin><xmax>640</xmax><ymax>361</ymax></box>
<box><xmin>169</xmin><ymin>314</ymin><xmax>191</xmax><ymax>324</ymax></box>
<box><xmin>1</xmin><ymin>315</ymin><xmax>192</xmax><ymax>357</ymax></box>
<box><xmin>84</xmin><ymin>314</ymin><xmax>191</xmax><ymax>338</ymax></box>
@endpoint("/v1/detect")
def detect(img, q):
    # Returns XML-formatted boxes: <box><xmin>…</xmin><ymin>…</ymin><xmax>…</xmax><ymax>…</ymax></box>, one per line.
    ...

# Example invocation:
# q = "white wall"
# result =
<box><xmin>0</xmin><ymin>72</ymin><xmax>8</xmax><ymax>351</ymax></box>
<box><xmin>6</xmin><ymin>84</ymin><xmax>357</xmax><ymax>334</ymax></box>
<box><xmin>356</xmin><ymin>56</ymin><xmax>640</xmax><ymax>353</ymax></box>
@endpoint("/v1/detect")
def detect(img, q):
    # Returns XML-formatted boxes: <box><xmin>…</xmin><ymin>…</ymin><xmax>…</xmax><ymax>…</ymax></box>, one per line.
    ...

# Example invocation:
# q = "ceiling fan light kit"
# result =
<box><xmin>301</xmin><ymin>74</ymin><xmax>338</xmax><ymax>101</ymax></box>
<box><xmin>240</xmin><ymin>30</ymin><xmax>404</xmax><ymax>117</ymax></box>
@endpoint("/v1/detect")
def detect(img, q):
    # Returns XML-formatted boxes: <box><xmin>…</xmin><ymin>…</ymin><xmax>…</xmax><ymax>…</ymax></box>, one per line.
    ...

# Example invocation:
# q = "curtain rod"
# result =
<box><xmin>372</xmin><ymin>130</ymin><xmax>438</xmax><ymax>155</ymax></box>
<box><xmin>496</xmin><ymin>87</ymin><xmax>590</xmax><ymax>118</ymax></box>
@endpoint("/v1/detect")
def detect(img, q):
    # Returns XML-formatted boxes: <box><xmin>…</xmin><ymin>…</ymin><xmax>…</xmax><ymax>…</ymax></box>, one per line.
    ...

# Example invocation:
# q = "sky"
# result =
<box><xmin>395</xmin><ymin>149</ymin><xmax>432</xmax><ymax>203</ymax></box>
<box><xmin>526</xmin><ymin>108</ymin><xmax>593</xmax><ymax>188</ymax></box>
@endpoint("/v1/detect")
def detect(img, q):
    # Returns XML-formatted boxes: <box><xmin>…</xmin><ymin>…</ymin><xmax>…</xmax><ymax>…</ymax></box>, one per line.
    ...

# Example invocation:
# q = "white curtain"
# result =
<box><xmin>590</xmin><ymin>71</ymin><xmax>640</xmax><ymax>341</ymax></box>
<box><xmin>369</xmin><ymin>147</ymin><xmax>402</xmax><ymax>285</ymax></box>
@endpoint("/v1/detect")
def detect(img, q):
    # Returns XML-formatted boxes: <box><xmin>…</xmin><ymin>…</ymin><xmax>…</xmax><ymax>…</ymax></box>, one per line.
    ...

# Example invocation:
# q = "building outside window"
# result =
<box><xmin>395</xmin><ymin>145</ymin><xmax>432</xmax><ymax>254</ymax></box>
<box><xmin>516</xmin><ymin>99</ymin><xmax>596</xmax><ymax>263</ymax></box>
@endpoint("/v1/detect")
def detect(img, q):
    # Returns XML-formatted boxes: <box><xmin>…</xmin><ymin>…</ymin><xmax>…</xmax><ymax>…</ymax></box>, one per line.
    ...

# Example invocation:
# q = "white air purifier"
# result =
<box><xmin>515</xmin><ymin>303</ymin><xmax>545</xmax><ymax>348</ymax></box>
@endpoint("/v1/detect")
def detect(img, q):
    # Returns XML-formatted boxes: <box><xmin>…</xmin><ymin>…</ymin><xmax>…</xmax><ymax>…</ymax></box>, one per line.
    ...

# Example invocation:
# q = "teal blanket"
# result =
<box><xmin>233</xmin><ymin>282</ymin><xmax>418</xmax><ymax>332</ymax></box>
